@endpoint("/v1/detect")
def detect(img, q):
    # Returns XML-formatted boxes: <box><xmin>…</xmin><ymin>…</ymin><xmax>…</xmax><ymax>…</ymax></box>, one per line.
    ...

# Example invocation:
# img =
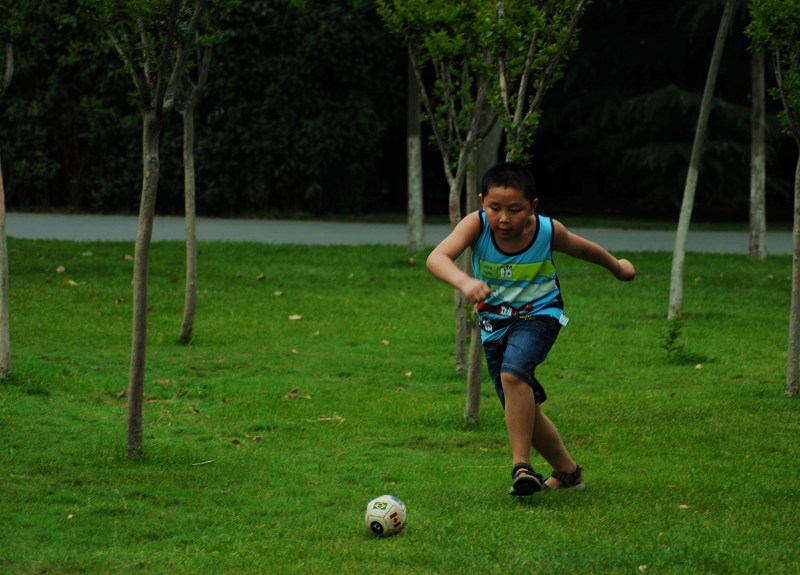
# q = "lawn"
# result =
<box><xmin>0</xmin><ymin>238</ymin><xmax>797</xmax><ymax>574</ymax></box>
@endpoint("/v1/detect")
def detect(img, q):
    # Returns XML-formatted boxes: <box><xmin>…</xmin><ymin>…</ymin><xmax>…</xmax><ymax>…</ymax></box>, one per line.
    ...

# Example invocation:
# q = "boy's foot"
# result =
<box><xmin>543</xmin><ymin>464</ymin><xmax>586</xmax><ymax>491</ymax></box>
<box><xmin>508</xmin><ymin>462</ymin><xmax>544</xmax><ymax>496</ymax></box>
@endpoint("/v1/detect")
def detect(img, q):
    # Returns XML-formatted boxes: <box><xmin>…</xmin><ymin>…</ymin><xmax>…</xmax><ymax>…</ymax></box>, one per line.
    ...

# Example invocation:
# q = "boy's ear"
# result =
<box><xmin>532</xmin><ymin>198</ymin><xmax>539</xmax><ymax>211</ymax></box>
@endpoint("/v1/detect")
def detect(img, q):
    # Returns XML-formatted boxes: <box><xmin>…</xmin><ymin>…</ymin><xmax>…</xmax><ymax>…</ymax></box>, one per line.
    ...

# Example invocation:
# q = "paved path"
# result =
<box><xmin>5</xmin><ymin>212</ymin><xmax>793</xmax><ymax>254</ymax></box>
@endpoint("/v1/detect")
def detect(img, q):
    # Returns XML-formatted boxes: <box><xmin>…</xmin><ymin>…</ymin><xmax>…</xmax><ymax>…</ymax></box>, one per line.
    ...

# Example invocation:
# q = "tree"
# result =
<box><xmin>170</xmin><ymin>3</ymin><xmax>216</xmax><ymax>345</ymax></box>
<box><xmin>747</xmin><ymin>0</ymin><xmax>800</xmax><ymax>397</ymax></box>
<box><xmin>379</xmin><ymin>0</ymin><xmax>498</xmax><ymax>377</ymax></box>
<box><xmin>90</xmin><ymin>0</ymin><xmax>208</xmax><ymax>457</ymax></box>
<box><xmin>668</xmin><ymin>0</ymin><xmax>737</xmax><ymax>321</ymax></box>
<box><xmin>0</xmin><ymin>0</ymin><xmax>19</xmax><ymax>380</ymax></box>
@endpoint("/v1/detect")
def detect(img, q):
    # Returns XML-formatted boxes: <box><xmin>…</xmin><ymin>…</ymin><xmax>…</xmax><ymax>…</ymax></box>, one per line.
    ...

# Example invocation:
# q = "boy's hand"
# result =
<box><xmin>616</xmin><ymin>258</ymin><xmax>636</xmax><ymax>281</ymax></box>
<box><xmin>459</xmin><ymin>277</ymin><xmax>492</xmax><ymax>303</ymax></box>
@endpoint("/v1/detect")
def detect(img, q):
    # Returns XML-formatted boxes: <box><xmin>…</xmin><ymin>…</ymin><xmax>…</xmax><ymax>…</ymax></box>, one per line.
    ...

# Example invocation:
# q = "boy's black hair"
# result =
<box><xmin>480</xmin><ymin>162</ymin><xmax>537</xmax><ymax>202</ymax></box>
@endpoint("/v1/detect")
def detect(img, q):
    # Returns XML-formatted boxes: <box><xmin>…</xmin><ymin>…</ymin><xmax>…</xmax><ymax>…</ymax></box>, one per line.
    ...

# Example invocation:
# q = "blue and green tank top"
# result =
<box><xmin>471</xmin><ymin>210</ymin><xmax>565</xmax><ymax>342</ymax></box>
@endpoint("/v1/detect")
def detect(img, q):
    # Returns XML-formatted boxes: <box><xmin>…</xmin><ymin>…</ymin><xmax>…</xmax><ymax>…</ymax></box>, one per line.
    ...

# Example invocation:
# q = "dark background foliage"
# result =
<box><xmin>0</xmin><ymin>0</ymin><xmax>795</xmax><ymax>221</ymax></box>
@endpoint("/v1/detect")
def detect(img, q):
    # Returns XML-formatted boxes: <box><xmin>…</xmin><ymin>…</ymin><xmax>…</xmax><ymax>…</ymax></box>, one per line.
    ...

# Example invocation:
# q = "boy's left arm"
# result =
<box><xmin>551</xmin><ymin>219</ymin><xmax>636</xmax><ymax>281</ymax></box>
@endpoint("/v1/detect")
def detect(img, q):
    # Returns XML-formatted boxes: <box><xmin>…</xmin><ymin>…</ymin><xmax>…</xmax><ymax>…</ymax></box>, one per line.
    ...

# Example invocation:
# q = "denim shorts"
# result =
<box><xmin>482</xmin><ymin>316</ymin><xmax>562</xmax><ymax>408</ymax></box>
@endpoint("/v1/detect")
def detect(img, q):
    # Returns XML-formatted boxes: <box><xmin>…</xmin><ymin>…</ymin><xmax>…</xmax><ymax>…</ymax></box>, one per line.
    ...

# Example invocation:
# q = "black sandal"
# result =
<box><xmin>545</xmin><ymin>464</ymin><xmax>585</xmax><ymax>491</ymax></box>
<box><xmin>509</xmin><ymin>462</ymin><xmax>544</xmax><ymax>496</ymax></box>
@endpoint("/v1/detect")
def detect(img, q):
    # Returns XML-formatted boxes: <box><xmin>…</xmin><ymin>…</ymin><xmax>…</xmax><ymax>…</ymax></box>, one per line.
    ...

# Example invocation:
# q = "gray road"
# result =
<box><xmin>5</xmin><ymin>212</ymin><xmax>793</xmax><ymax>254</ymax></box>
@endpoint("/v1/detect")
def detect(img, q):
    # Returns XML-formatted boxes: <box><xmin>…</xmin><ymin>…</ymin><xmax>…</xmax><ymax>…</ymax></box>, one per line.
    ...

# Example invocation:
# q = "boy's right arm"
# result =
<box><xmin>426</xmin><ymin>212</ymin><xmax>491</xmax><ymax>304</ymax></box>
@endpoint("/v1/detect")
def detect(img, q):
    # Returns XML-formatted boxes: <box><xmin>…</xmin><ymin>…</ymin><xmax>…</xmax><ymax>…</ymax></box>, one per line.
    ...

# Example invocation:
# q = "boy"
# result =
<box><xmin>427</xmin><ymin>162</ymin><xmax>636</xmax><ymax>496</ymax></box>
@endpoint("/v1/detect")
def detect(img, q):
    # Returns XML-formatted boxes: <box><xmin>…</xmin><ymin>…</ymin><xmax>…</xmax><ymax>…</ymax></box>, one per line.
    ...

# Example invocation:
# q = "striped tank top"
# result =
<box><xmin>471</xmin><ymin>210</ymin><xmax>565</xmax><ymax>342</ymax></box>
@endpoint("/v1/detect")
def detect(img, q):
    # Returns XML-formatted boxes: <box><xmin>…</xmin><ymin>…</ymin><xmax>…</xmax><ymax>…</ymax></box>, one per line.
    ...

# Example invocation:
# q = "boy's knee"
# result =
<box><xmin>500</xmin><ymin>371</ymin><xmax>528</xmax><ymax>388</ymax></box>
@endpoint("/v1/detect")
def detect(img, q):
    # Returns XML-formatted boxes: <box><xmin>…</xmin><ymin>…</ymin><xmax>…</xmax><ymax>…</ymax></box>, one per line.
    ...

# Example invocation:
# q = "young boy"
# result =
<box><xmin>427</xmin><ymin>162</ymin><xmax>636</xmax><ymax>496</ymax></box>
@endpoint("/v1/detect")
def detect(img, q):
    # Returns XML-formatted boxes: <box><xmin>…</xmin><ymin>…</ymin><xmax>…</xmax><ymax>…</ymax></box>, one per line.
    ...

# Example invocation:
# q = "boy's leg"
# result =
<box><xmin>531</xmin><ymin>403</ymin><xmax>579</xmax><ymax>489</ymax></box>
<box><xmin>500</xmin><ymin>372</ymin><xmax>536</xmax><ymax>467</ymax></box>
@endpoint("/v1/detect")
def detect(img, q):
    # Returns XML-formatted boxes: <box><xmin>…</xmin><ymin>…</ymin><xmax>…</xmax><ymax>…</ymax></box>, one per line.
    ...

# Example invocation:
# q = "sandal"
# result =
<box><xmin>509</xmin><ymin>462</ymin><xmax>544</xmax><ymax>496</ymax></box>
<box><xmin>544</xmin><ymin>464</ymin><xmax>586</xmax><ymax>491</ymax></box>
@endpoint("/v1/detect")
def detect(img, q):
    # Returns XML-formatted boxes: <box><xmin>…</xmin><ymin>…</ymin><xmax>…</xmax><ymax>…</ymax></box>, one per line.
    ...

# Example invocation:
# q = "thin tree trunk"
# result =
<box><xmin>464</xmin><ymin>150</ymin><xmax>482</xmax><ymax>426</ymax></box>
<box><xmin>127</xmin><ymin>111</ymin><xmax>161</xmax><ymax>459</ymax></box>
<box><xmin>0</xmin><ymin>43</ymin><xmax>12</xmax><ymax>379</ymax></box>
<box><xmin>668</xmin><ymin>0</ymin><xmax>735</xmax><ymax>321</ymax></box>
<box><xmin>407</xmin><ymin>56</ymin><xmax>424</xmax><ymax>252</ymax></box>
<box><xmin>0</xmin><ymin>153</ymin><xmax>10</xmax><ymax>379</ymax></box>
<box><xmin>454</xmin><ymin>286</ymin><xmax>468</xmax><ymax>375</ymax></box>
<box><xmin>449</xmin><ymin>169</ymin><xmax>469</xmax><ymax>376</ymax></box>
<box><xmin>786</xmin><ymin>148</ymin><xmax>800</xmax><ymax>397</ymax></box>
<box><xmin>3</xmin><ymin>41</ymin><xmax>12</xmax><ymax>92</ymax></box>
<box><xmin>749</xmin><ymin>50</ymin><xmax>767</xmax><ymax>260</ymax></box>
<box><xmin>179</xmin><ymin>103</ymin><xmax>198</xmax><ymax>344</ymax></box>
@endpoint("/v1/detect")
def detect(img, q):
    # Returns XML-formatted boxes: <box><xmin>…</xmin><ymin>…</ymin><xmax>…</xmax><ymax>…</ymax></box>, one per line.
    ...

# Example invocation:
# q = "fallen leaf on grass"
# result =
<box><xmin>56</xmin><ymin>265</ymin><xmax>65</xmax><ymax>273</ymax></box>
<box><xmin>317</xmin><ymin>414</ymin><xmax>346</xmax><ymax>423</ymax></box>
<box><xmin>381</xmin><ymin>339</ymin><xmax>391</xmax><ymax>346</ymax></box>
<box><xmin>153</xmin><ymin>378</ymin><xmax>176</xmax><ymax>385</ymax></box>
<box><xmin>274</xmin><ymin>291</ymin><xmax>284</xmax><ymax>296</ymax></box>
<box><xmin>116</xmin><ymin>390</ymin><xmax>127</xmax><ymax>399</ymax></box>
<box><xmin>288</xmin><ymin>314</ymin><xmax>302</xmax><ymax>321</ymax></box>
<box><xmin>404</xmin><ymin>371</ymin><xmax>413</xmax><ymax>377</ymax></box>
<box><xmin>256</xmin><ymin>273</ymin><xmax>266</xmax><ymax>281</ymax></box>
<box><xmin>284</xmin><ymin>387</ymin><xmax>311</xmax><ymax>400</ymax></box>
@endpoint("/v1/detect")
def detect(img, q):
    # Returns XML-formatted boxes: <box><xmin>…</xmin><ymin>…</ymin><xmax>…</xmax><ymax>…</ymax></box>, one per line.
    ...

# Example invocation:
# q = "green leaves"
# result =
<box><xmin>378</xmin><ymin>0</ymin><xmax>588</xmax><ymax>169</ymax></box>
<box><xmin>747</xmin><ymin>0</ymin><xmax>800</xmax><ymax>139</ymax></box>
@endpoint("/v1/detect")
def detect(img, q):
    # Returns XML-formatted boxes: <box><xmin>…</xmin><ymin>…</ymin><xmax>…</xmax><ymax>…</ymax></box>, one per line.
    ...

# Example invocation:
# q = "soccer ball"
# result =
<box><xmin>365</xmin><ymin>494</ymin><xmax>406</xmax><ymax>537</ymax></box>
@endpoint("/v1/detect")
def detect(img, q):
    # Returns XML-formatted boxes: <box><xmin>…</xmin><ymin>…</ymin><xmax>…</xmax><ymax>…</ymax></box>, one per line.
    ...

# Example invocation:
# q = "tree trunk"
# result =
<box><xmin>0</xmin><ymin>153</ymin><xmax>10</xmax><ymax>379</ymax></box>
<box><xmin>127</xmin><ymin>111</ymin><xmax>161</xmax><ymax>459</ymax></box>
<box><xmin>749</xmin><ymin>50</ymin><xmax>767</xmax><ymax>260</ymax></box>
<box><xmin>786</xmin><ymin>146</ymin><xmax>800</xmax><ymax>397</ymax></box>
<box><xmin>463</xmin><ymin>150</ymin><xmax>482</xmax><ymax>426</ymax></box>
<box><xmin>407</xmin><ymin>56</ymin><xmax>425</xmax><ymax>252</ymax></box>
<box><xmin>482</xmin><ymin>121</ymin><xmax>502</xmax><ymax>169</ymax></box>
<box><xmin>3</xmin><ymin>41</ymin><xmax>12</xmax><ymax>92</ymax></box>
<box><xmin>179</xmin><ymin>103</ymin><xmax>198</xmax><ymax>344</ymax></box>
<box><xmin>0</xmin><ymin>43</ymin><xmax>12</xmax><ymax>379</ymax></box>
<box><xmin>449</xmin><ymin>169</ymin><xmax>469</xmax><ymax>375</ymax></box>
<box><xmin>454</xmin><ymin>286</ymin><xmax>468</xmax><ymax>375</ymax></box>
<box><xmin>668</xmin><ymin>0</ymin><xmax>735</xmax><ymax>321</ymax></box>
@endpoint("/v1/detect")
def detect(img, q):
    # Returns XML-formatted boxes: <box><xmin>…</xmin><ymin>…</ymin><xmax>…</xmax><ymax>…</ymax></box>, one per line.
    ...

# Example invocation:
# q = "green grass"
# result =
<box><xmin>1</xmin><ymin>238</ymin><xmax>798</xmax><ymax>574</ymax></box>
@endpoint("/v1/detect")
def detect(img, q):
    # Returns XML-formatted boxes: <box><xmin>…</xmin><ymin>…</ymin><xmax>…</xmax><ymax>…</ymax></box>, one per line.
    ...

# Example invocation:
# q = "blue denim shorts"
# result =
<box><xmin>482</xmin><ymin>316</ymin><xmax>562</xmax><ymax>407</ymax></box>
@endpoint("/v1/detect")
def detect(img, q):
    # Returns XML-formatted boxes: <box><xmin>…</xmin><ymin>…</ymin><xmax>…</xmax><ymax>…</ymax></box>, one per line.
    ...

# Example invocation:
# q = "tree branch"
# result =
<box><xmin>3</xmin><ymin>41</ymin><xmax>13</xmax><ymax>92</ymax></box>
<box><xmin>107</xmin><ymin>28</ymin><xmax>151</xmax><ymax>113</ymax></box>
<box><xmin>528</xmin><ymin>0</ymin><xmax>587</xmax><ymax>114</ymax></box>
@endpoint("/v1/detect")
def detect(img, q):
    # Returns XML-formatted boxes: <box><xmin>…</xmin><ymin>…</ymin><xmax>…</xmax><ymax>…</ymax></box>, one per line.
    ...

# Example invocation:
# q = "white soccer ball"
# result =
<box><xmin>365</xmin><ymin>494</ymin><xmax>407</xmax><ymax>537</ymax></box>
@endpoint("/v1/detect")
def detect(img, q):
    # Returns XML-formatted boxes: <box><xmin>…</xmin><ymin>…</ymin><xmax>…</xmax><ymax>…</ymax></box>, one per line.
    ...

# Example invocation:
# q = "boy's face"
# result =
<box><xmin>480</xmin><ymin>186</ymin><xmax>538</xmax><ymax>240</ymax></box>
